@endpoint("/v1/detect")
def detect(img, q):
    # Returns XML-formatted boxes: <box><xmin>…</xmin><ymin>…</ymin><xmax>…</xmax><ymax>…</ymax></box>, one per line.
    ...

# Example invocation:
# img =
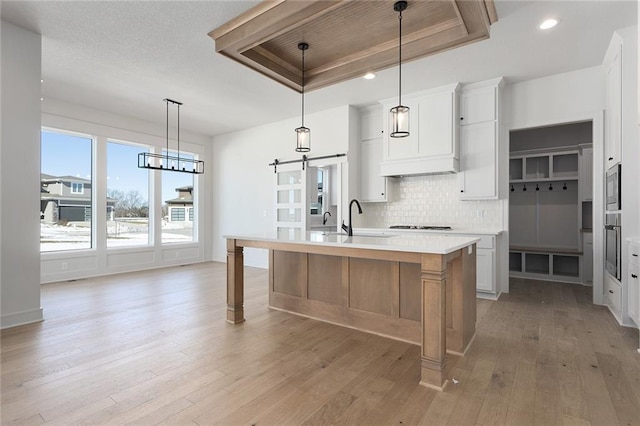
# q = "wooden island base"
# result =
<box><xmin>226</xmin><ymin>238</ymin><xmax>477</xmax><ymax>391</ymax></box>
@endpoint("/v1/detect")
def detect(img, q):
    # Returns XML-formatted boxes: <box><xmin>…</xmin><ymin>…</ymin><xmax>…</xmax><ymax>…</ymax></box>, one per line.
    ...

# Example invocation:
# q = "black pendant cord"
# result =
<box><xmin>177</xmin><ymin>103</ymin><xmax>180</xmax><ymax>163</ymax></box>
<box><xmin>301</xmin><ymin>47</ymin><xmax>305</xmax><ymax>128</ymax></box>
<box><xmin>398</xmin><ymin>8</ymin><xmax>402</xmax><ymax>107</ymax></box>
<box><xmin>165</xmin><ymin>99</ymin><xmax>169</xmax><ymax>164</ymax></box>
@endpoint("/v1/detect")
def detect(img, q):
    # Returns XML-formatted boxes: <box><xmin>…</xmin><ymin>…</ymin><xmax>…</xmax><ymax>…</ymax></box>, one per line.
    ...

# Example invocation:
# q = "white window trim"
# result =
<box><xmin>71</xmin><ymin>182</ymin><xmax>84</xmax><ymax>194</ymax></box>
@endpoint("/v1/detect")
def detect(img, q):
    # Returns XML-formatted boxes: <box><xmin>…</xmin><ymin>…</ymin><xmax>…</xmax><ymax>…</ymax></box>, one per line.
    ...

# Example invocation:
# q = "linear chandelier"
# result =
<box><xmin>138</xmin><ymin>98</ymin><xmax>205</xmax><ymax>174</ymax></box>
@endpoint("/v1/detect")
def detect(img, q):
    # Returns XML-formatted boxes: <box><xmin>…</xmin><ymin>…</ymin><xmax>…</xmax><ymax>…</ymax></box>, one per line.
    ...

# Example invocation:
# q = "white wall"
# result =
<box><xmin>505</xmin><ymin>66</ymin><xmax>606</xmax><ymax>304</ymax></box>
<box><xmin>211</xmin><ymin>105</ymin><xmax>354</xmax><ymax>268</ymax></box>
<box><xmin>1</xmin><ymin>21</ymin><xmax>43</xmax><ymax>328</ymax></box>
<box><xmin>39</xmin><ymin>99</ymin><xmax>214</xmax><ymax>283</ymax></box>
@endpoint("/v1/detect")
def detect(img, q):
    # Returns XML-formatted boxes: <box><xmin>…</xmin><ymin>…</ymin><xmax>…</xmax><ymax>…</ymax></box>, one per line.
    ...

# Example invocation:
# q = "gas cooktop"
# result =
<box><xmin>390</xmin><ymin>225</ymin><xmax>453</xmax><ymax>231</ymax></box>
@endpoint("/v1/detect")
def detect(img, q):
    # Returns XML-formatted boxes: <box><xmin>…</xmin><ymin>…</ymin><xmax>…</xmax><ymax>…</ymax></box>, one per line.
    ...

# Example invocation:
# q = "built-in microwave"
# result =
<box><xmin>606</xmin><ymin>164</ymin><xmax>621</xmax><ymax>211</ymax></box>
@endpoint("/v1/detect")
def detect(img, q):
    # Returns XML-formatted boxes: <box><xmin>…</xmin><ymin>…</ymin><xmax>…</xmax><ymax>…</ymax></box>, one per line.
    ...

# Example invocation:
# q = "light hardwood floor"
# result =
<box><xmin>2</xmin><ymin>262</ymin><xmax>640</xmax><ymax>425</ymax></box>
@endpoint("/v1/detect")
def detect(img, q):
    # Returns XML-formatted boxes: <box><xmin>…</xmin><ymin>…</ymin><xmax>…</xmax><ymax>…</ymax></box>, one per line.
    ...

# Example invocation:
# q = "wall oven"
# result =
<box><xmin>606</xmin><ymin>164</ymin><xmax>621</xmax><ymax>211</ymax></box>
<box><xmin>605</xmin><ymin>213</ymin><xmax>621</xmax><ymax>280</ymax></box>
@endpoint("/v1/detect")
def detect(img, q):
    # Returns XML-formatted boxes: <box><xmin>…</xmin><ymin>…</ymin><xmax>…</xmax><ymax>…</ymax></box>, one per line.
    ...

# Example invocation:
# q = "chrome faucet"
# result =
<box><xmin>322</xmin><ymin>211</ymin><xmax>332</xmax><ymax>225</ymax></box>
<box><xmin>341</xmin><ymin>199</ymin><xmax>363</xmax><ymax>236</ymax></box>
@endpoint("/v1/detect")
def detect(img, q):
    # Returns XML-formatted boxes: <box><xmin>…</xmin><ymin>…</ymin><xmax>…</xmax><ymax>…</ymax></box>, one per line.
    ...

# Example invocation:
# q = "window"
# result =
<box><xmin>162</xmin><ymin>151</ymin><xmax>196</xmax><ymax>243</ymax></box>
<box><xmin>40</xmin><ymin>129</ymin><xmax>93</xmax><ymax>252</ymax></box>
<box><xmin>71</xmin><ymin>182</ymin><xmax>84</xmax><ymax>194</ymax></box>
<box><xmin>106</xmin><ymin>141</ymin><xmax>150</xmax><ymax>247</ymax></box>
<box><xmin>170</xmin><ymin>207</ymin><xmax>186</xmax><ymax>221</ymax></box>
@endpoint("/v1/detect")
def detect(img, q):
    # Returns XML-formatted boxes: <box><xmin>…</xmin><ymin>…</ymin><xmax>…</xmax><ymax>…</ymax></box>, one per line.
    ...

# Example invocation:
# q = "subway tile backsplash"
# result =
<box><xmin>358</xmin><ymin>174</ymin><xmax>503</xmax><ymax>230</ymax></box>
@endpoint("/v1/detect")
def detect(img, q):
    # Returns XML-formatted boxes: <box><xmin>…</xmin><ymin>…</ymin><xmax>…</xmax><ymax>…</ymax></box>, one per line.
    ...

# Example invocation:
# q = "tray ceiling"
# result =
<box><xmin>210</xmin><ymin>0</ymin><xmax>497</xmax><ymax>93</ymax></box>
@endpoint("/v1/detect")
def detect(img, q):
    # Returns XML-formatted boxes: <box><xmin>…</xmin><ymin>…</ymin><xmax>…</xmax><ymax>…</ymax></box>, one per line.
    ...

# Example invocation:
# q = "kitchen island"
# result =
<box><xmin>225</xmin><ymin>231</ymin><xmax>479</xmax><ymax>391</ymax></box>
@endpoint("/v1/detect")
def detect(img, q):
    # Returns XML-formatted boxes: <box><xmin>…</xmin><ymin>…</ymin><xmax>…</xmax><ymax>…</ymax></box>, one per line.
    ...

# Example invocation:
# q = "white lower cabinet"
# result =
<box><xmin>628</xmin><ymin>240</ymin><xmax>640</xmax><ymax>327</ymax></box>
<box><xmin>583</xmin><ymin>232</ymin><xmax>593</xmax><ymax>284</ymax></box>
<box><xmin>476</xmin><ymin>249</ymin><xmax>494</xmax><ymax>293</ymax></box>
<box><xmin>460</xmin><ymin>234</ymin><xmax>496</xmax><ymax>295</ymax></box>
<box><xmin>606</xmin><ymin>274</ymin><xmax>623</xmax><ymax>321</ymax></box>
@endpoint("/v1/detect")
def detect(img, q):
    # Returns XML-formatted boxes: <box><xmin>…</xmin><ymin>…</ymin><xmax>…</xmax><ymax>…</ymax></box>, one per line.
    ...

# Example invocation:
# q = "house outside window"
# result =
<box><xmin>41</xmin><ymin>129</ymin><xmax>94</xmax><ymax>252</ymax></box>
<box><xmin>162</xmin><ymin>151</ymin><xmax>196</xmax><ymax>243</ymax></box>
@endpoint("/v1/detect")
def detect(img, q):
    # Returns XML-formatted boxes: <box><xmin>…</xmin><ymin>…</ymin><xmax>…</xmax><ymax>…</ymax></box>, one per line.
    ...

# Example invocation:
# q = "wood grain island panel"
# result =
<box><xmin>225</xmin><ymin>233</ymin><xmax>478</xmax><ymax>391</ymax></box>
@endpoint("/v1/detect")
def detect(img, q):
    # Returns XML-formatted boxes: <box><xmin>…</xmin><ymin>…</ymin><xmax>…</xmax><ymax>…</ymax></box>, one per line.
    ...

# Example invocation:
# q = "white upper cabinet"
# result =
<box><xmin>458</xmin><ymin>78</ymin><xmax>503</xmax><ymax>200</ymax></box>
<box><xmin>359</xmin><ymin>106</ymin><xmax>394</xmax><ymax>203</ymax></box>
<box><xmin>459</xmin><ymin>121</ymin><xmax>497</xmax><ymax>199</ymax></box>
<box><xmin>379</xmin><ymin>83</ymin><xmax>459</xmax><ymax>177</ymax></box>
<box><xmin>459</xmin><ymin>86</ymin><xmax>496</xmax><ymax>125</ymax></box>
<box><xmin>604</xmin><ymin>33</ymin><xmax>622</xmax><ymax>167</ymax></box>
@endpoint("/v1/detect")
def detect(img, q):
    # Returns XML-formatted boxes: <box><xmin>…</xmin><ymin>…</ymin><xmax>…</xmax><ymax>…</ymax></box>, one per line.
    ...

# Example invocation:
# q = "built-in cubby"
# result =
<box><xmin>509</xmin><ymin>150</ymin><xmax>579</xmax><ymax>182</ymax></box>
<box><xmin>509</xmin><ymin>250</ymin><xmax>582</xmax><ymax>283</ymax></box>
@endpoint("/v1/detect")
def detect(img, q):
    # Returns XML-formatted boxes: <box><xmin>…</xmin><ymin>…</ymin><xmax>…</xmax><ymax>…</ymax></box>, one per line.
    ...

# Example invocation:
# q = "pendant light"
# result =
<box><xmin>295</xmin><ymin>42</ymin><xmax>311</xmax><ymax>152</ymax></box>
<box><xmin>138</xmin><ymin>98</ymin><xmax>204</xmax><ymax>174</ymax></box>
<box><xmin>390</xmin><ymin>0</ymin><xmax>409</xmax><ymax>138</ymax></box>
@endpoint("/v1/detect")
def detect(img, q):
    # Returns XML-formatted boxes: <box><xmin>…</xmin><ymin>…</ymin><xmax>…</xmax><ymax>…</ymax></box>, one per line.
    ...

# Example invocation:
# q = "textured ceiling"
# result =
<box><xmin>0</xmin><ymin>1</ymin><xmax>637</xmax><ymax>138</ymax></box>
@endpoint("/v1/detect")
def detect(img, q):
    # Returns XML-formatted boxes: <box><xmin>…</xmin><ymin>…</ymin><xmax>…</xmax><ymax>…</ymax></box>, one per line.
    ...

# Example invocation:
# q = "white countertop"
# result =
<box><xmin>225</xmin><ymin>231</ymin><xmax>480</xmax><ymax>255</ymax></box>
<box><xmin>354</xmin><ymin>227</ymin><xmax>504</xmax><ymax>236</ymax></box>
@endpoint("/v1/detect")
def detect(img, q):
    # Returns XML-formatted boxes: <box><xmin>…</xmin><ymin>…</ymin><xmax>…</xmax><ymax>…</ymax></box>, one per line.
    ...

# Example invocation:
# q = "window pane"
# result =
<box><xmin>162</xmin><ymin>151</ymin><xmax>195</xmax><ymax>243</ymax></box>
<box><xmin>107</xmin><ymin>141</ymin><xmax>150</xmax><ymax>247</ymax></box>
<box><xmin>41</xmin><ymin>130</ymin><xmax>93</xmax><ymax>252</ymax></box>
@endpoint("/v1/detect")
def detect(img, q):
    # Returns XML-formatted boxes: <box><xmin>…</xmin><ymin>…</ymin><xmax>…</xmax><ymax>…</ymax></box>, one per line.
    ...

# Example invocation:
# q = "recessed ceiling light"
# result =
<box><xmin>41</xmin><ymin>79</ymin><xmax>44</xmax><ymax>83</ymax></box>
<box><xmin>40</xmin><ymin>98</ymin><xmax>44</xmax><ymax>101</ymax></box>
<box><xmin>363</xmin><ymin>72</ymin><xmax>376</xmax><ymax>80</ymax></box>
<box><xmin>539</xmin><ymin>18</ymin><xmax>558</xmax><ymax>30</ymax></box>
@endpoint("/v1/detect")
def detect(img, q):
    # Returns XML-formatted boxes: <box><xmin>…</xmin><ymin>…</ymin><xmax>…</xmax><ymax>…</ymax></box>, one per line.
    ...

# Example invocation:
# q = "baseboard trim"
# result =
<box><xmin>1</xmin><ymin>308</ymin><xmax>44</xmax><ymax>330</ymax></box>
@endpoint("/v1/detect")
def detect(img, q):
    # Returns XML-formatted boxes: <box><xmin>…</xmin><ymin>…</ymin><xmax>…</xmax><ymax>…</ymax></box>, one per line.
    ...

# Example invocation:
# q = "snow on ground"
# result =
<box><xmin>40</xmin><ymin>220</ymin><xmax>193</xmax><ymax>252</ymax></box>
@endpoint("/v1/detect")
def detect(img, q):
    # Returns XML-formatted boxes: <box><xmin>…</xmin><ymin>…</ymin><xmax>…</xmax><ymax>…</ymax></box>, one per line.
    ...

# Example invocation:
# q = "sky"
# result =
<box><xmin>41</xmin><ymin>130</ymin><xmax>193</xmax><ymax>205</ymax></box>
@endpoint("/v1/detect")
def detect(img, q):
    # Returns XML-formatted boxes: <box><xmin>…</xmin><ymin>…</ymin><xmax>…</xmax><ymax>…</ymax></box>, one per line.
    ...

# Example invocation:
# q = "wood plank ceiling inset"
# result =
<box><xmin>209</xmin><ymin>0</ymin><xmax>497</xmax><ymax>93</ymax></box>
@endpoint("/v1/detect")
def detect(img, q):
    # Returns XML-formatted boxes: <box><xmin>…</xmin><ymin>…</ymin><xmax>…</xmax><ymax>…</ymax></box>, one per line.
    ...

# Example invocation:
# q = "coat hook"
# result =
<box><xmin>523</xmin><ymin>184</ymin><xmax>527</xmax><ymax>192</ymax></box>
<box><xmin>273</xmin><ymin>159</ymin><xmax>279</xmax><ymax>174</ymax></box>
<box><xmin>536</xmin><ymin>184</ymin><xmax>540</xmax><ymax>191</ymax></box>
<box><xmin>563</xmin><ymin>182</ymin><xmax>567</xmax><ymax>190</ymax></box>
<box><xmin>510</xmin><ymin>184</ymin><xmax>514</xmax><ymax>192</ymax></box>
<box><xmin>549</xmin><ymin>183</ymin><xmax>553</xmax><ymax>191</ymax></box>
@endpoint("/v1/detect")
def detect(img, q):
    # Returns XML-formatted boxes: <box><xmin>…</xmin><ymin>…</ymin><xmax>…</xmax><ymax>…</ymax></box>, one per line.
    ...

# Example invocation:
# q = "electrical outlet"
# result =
<box><xmin>61</xmin><ymin>262</ymin><xmax>68</xmax><ymax>271</ymax></box>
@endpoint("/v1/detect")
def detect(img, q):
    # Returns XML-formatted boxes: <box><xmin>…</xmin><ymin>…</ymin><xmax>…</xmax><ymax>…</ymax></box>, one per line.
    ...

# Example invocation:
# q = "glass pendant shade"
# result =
<box><xmin>390</xmin><ymin>105</ymin><xmax>410</xmax><ymax>138</ymax></box>
<box><xmin>295</xmin><ymin>126</ymin><xmax>310</xmax><ymax>152</ymax></box>
<box><xmin>390</xmin><ymin>1</ymin><xmax>409</xmax><ymax>139</ymax></box>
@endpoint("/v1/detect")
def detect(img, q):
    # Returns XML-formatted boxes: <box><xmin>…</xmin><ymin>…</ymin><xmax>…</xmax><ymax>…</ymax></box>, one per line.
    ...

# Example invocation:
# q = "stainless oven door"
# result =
<box><xmin>605</xmin><ymin>214</ymin><xmax>621</xmax><ymax>280</ymax></box>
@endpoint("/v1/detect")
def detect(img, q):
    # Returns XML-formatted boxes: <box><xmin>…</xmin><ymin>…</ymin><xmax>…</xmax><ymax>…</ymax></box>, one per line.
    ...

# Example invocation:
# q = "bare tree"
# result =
<box><xmin>107</xmin><ymin>189</ymin><xmax>148</xmax><ymax>218</ymax></box>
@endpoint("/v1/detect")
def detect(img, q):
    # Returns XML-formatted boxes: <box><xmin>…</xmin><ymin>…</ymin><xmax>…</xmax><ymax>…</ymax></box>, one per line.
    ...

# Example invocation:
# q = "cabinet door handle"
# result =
<box><xmin>609</xmin><ymin>290</ymin><xmax>614</xmax><ymax>293</ymax></box>
<box><xmin>632</xmin><ymin>274</ymin><xmax>638</xmax><ymax>279</ymax></box>
<box><xmin>460</xmin><ymin>117</ymin><xmax>464</xmax><ymax>121</ymax></box>
<box><xmin>460</xmin><ymin>190</ymin><xmax>464</xmax><ymax>193</ymax></box>
<box><xmin>609</xmin><ymin>157</ymin><xmax>613</xmax><ymax>161</ymax></box>
<box><xmin>633</xmin><ymin>253</ymin><xmax>638</xmax><ymax>257</ymax></box>
<box><xmin>381</xmin><ymin>193</ymin><xmax>384</xmax><ymax>196</ymax></box>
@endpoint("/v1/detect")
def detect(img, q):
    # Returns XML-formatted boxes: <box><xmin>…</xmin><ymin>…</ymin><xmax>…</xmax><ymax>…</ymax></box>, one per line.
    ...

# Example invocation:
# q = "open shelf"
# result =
<box><xmin>525</xmin><ymin>253</ymin><xmax>550</xmax><ymax>275</ymax></box>
<box><xmin>510</xmin><ymin>249</ymin><xmax>582</xmax><ymax>284</ymax></box>
<box><xmin>509</xmin><ymin>252</ymin><xmax>522</xmax><ymax>272</ymax></box>
<box><xmin>552</xmin><ymin>153</ymin><xmax>579</xmax><ymax>178</ymax></box>
<box><xmin>525</xmin><ymin>156</ymin><xmax>549</xmax><ymax>180</ymax></box>
<box><xmin>510</xmin><ymin>158</ymin><xmax>523</xmax><ymax>181</ymax></box>
<box><xmin>553</xmin><ymin>255</ymin><xmax>580</xmax><ymax>278</ymax></box>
